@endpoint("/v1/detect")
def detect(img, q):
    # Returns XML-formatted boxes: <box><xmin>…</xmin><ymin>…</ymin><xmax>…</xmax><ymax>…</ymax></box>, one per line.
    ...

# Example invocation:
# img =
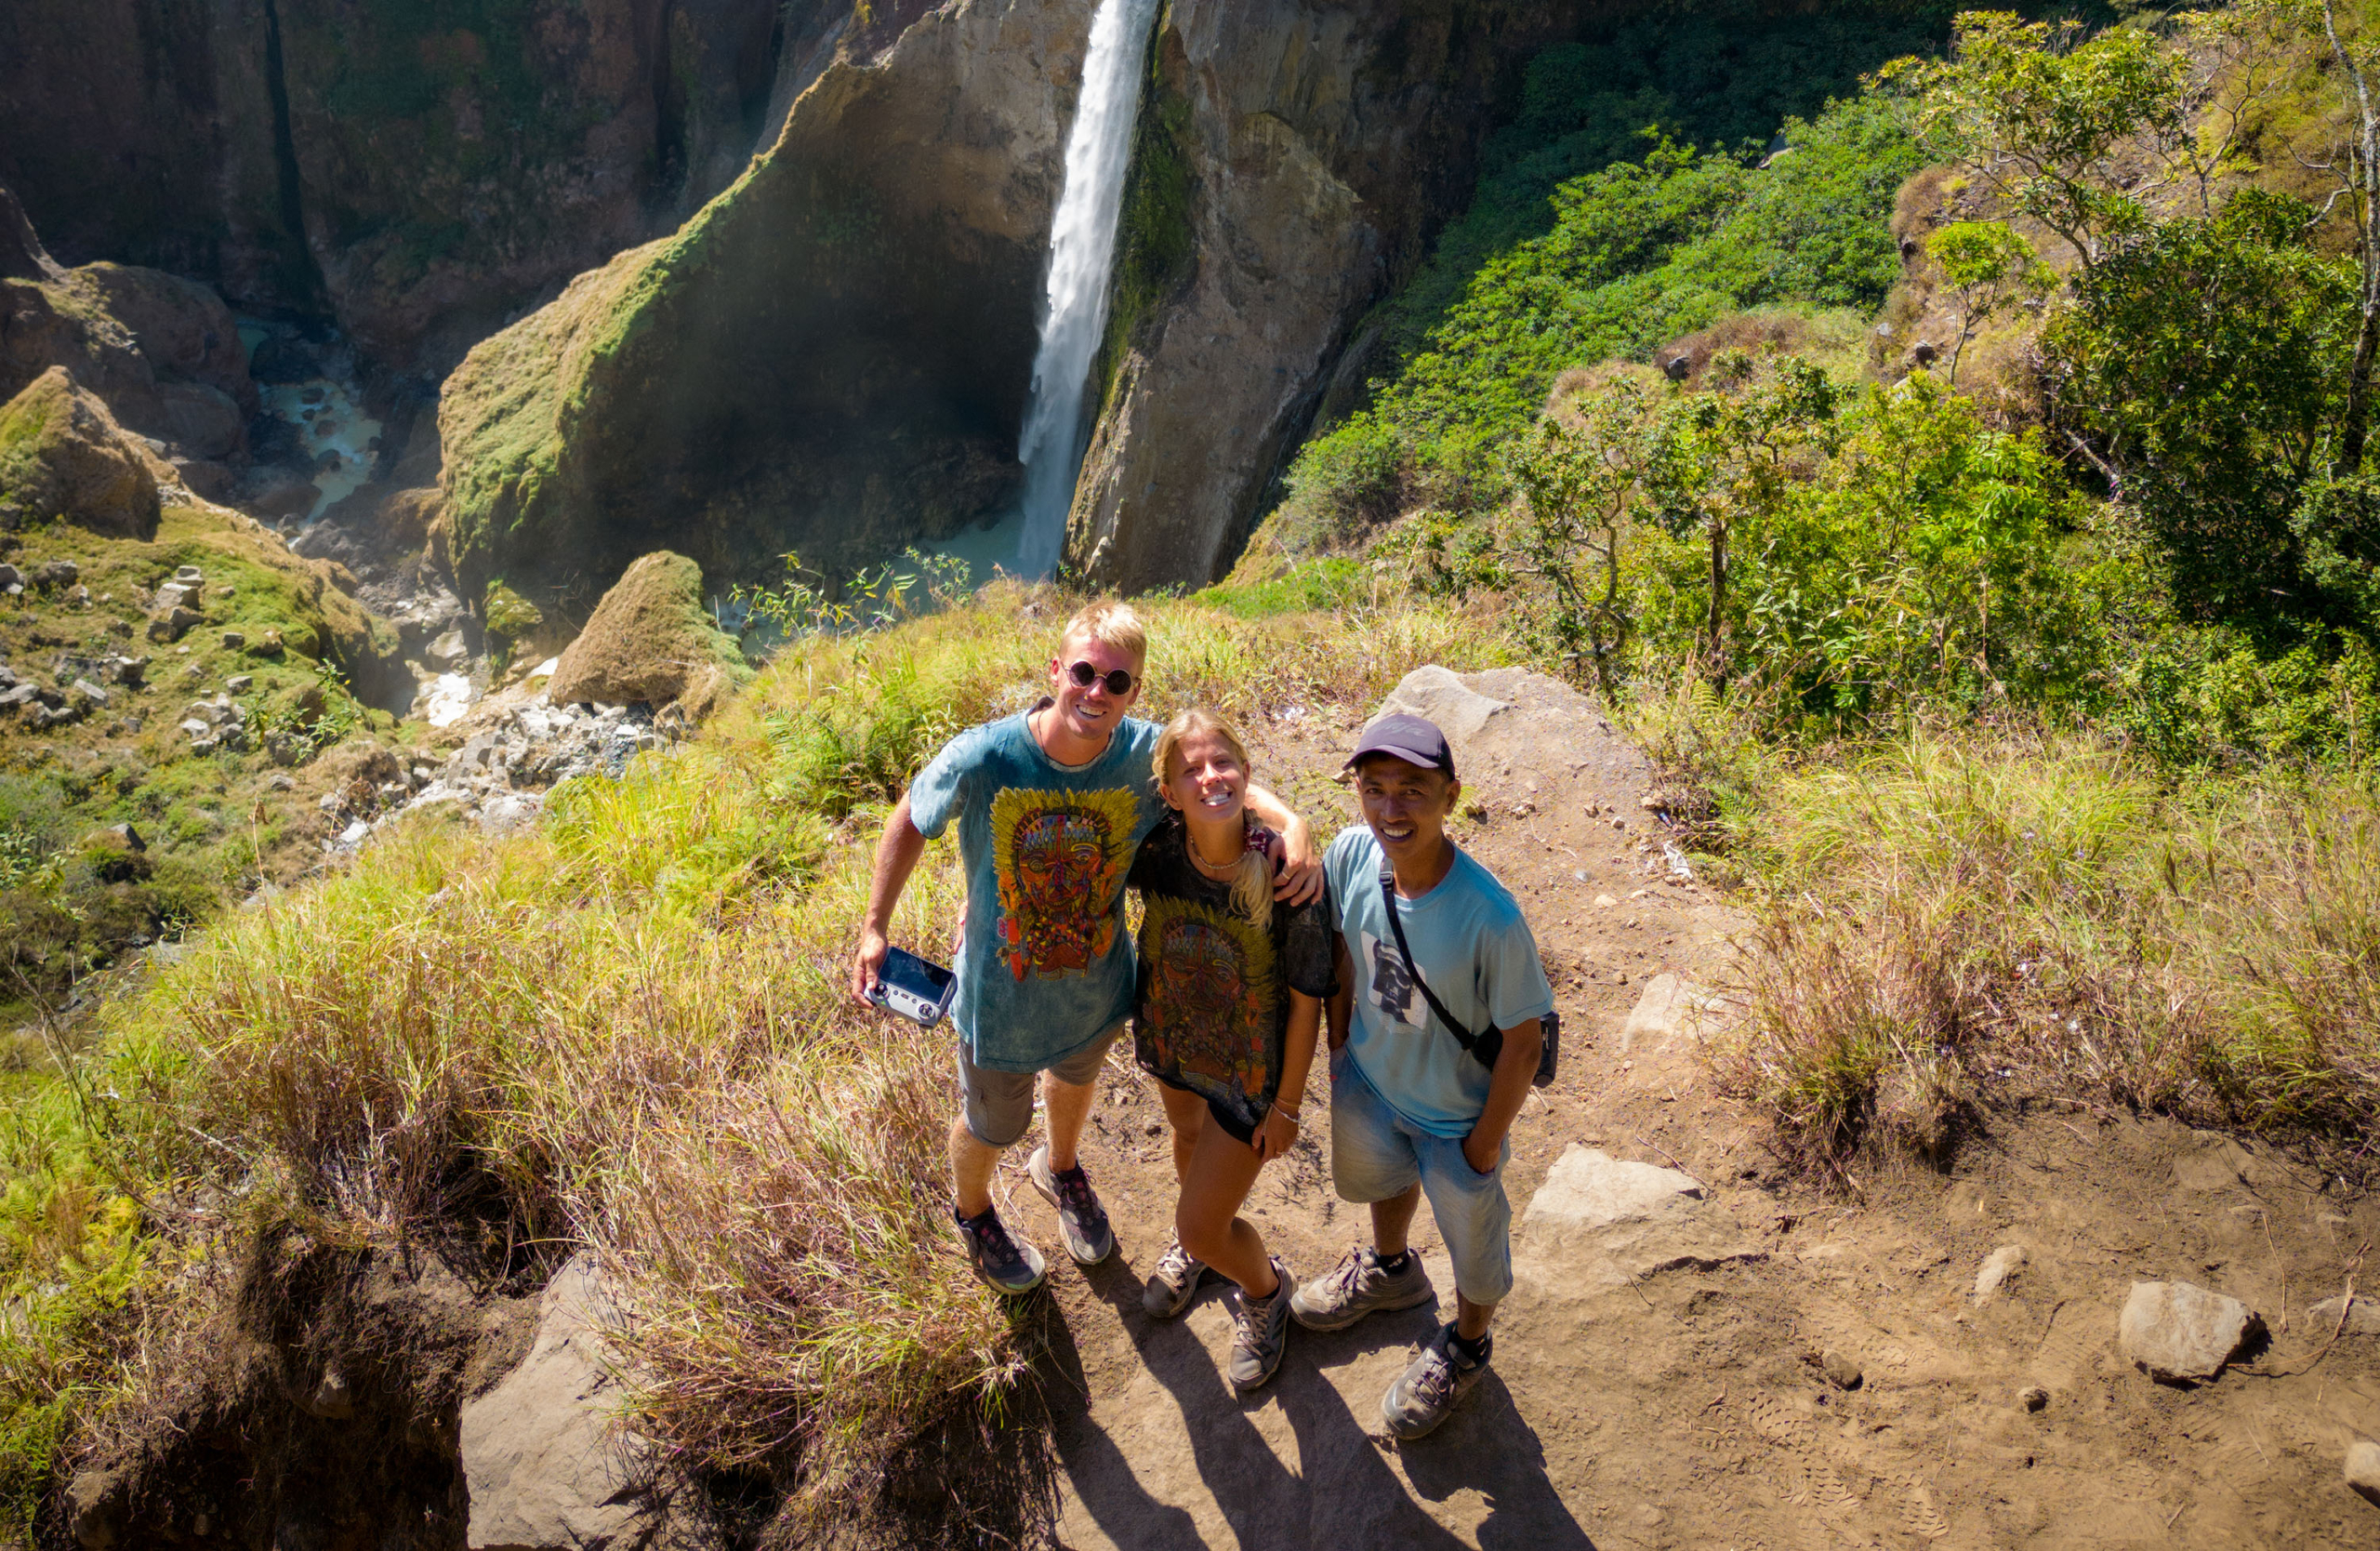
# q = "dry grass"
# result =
<box><xmin>64</xmin><ymin>586</ymin><xmax>1514</xmax><ymax>1533</ymax></box>
<box><xmin>1718</xmin><ymin>733</ymin><xmax>2380</xmax><ymax>1183</ymax></box>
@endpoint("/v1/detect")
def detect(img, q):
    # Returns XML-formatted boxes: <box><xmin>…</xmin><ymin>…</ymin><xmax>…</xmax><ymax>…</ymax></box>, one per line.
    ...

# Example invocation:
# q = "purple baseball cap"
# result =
<box><xmin>1344</xmin><ymin>712</ymin><xmax>1457</xmax><ymax>778</ymax></box>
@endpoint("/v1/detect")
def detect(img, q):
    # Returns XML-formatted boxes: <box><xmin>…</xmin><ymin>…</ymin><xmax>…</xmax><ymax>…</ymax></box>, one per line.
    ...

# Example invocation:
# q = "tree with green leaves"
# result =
<box><xmin>2315</xmin><ymin>0</ymin><xmax>2380</xmax><ymax>475</ymax></box>
<box><xmin>2044</xmin><ymin>190</ymin><xmax>2358</xmax><ymax>621</ymax></box>
<box><xmin>1643</xmin><ymin>353</ymin><xmax>1844</xmax><ymax>684</ymax></box>
<box><xmin>1925</xmin><ymin>220</ymin><xmax>2045</xmax><ymax>382</ymax></box>
<box><xmin>1897</xmin><ymin>10</ymin><xmax>2281</xmax><ymax>272</ymax></box>
<box><xmin>1502</xmin><ymin>377</ymin><xmax>1659</xmax><ymax>696</ymax></box>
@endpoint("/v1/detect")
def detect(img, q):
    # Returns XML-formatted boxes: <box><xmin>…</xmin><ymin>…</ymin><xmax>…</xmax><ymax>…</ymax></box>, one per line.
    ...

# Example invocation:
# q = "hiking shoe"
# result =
<box><xmin>1289</xmin><ymin>1245</ymin><xmax>1435</xmax><ymax>1332</ymax></box>
<box><xmin>1027</xmin><ymin>1145</ymin><xmax>1116</xmax><ymax>1266</ymax></box>
<box><xmin>1142</xmin><ymin>1235</ymin><xmax>1210</xmax><ymax>1318</ymax></box>
<box><xmin>954</xmin><ymin>1204</ymin><xmax>1046</xmax><ymax>1295</ymax></box>
<box><xmin>1227</xmin><ymin>1259</ymin><xmax>1298</xmax><ymax>1392</ymax></box>
<box><xmin>1382</xmin><ymin>1324</ymin><xmax>1490</xmax><ymax>1440</ymax></box>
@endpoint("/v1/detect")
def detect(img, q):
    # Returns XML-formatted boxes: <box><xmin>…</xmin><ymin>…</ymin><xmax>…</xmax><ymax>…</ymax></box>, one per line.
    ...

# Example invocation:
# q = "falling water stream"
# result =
<box><xmin>1012</xmin><ymin>0</ymin><xmax>1159</xmax><ymax>577</ymax></box>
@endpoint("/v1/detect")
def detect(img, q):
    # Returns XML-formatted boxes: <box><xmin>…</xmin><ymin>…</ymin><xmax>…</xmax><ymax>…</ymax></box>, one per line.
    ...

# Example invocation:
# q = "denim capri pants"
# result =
<box><xmin>1327</xmin><ymin>1047</ymin><xmax>1514</xmax><ymax>1305</ymax></box>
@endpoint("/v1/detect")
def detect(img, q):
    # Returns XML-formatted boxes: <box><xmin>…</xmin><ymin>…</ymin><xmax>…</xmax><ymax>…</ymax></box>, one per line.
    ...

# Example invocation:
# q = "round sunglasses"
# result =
<box><xmin>1065</xmin><ymin>660</ymin><xmax>1137</xmax><ymax>695</ymax></box>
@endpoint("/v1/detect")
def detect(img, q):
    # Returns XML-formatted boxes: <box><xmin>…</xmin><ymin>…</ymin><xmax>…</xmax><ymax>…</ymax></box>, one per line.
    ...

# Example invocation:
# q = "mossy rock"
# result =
<box><xmin>482</xmin><ymin>580</ymin><xmax>543</xmax><ymax>645</ymax></box>
<box><xmin>546</xmin><ymin>550</ymin><xmax>747</xmax><ymax>716</ymax></box>
<box><xmin>0</xmin><ymin>365</ymin><xmax>161</xmax><ymax>537</ymax></box>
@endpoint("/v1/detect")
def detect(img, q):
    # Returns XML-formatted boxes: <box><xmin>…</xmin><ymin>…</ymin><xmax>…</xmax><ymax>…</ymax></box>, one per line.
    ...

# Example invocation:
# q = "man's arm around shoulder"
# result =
<box><xmin>850</xmin><ymin>792</ymin><xmax>930</xmax><ymax>1005</ymax></box>
<box><xmin>1244</xmin><ymin>782</ymin><xmax>1324</xmax><ymax>905</ymax></box>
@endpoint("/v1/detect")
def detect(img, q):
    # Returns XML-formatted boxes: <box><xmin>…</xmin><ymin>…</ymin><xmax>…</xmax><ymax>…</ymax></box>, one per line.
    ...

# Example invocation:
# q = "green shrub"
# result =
<box><xmin>1272</xmin><ymin>416</ymin><xmax>1407</xmax><ymax>551</ymax></box>
<box><xmin>1190</xmin><ymin>557</ymin><xmax>1371</xmax><ymax>619</ymax></box>
<box><xmin>2044</xmin><ymin>190</ymin><xmax>2360</xmax><ymax>625</ymax></box>
<box><xmin>1377</xmin><ymin>7</ymin><xmax>1958</xmax><ymax>375</ymax></box>
<box><xmin>1278</xmin><ymin>94</ymin><xmax>1924</xmax><ymax>538</ymax></box>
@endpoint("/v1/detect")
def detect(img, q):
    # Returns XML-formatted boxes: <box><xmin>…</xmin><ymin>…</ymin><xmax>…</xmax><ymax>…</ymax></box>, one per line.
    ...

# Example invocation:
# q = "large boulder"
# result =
<box><xmin>459</xmin><ymin>1254</ymin><xmax>664</xmax><ymax>1551</ymax></box>
<box><xmin>0</xmin><ymin>366</ymin><xmax>162</xmax><ymax>536</ymax></box>
<box><xmin>546</xmin><ymin>551</ymin><xmax>747</xmax><ymax>718</ymax></box>
<box><xmin>73</xmin><ymin>261</ymin><xmax>257</xmax><ymax>415</ymax></box>
<box><xmin>1368</xmin><ymin>665</ymin><xmax>1642</xmax><ymax>809</ymax></box>
<box><xmin>0</xmin><ymin>187</ymin><xmax>257</xmax><ymax>462</ymax></box>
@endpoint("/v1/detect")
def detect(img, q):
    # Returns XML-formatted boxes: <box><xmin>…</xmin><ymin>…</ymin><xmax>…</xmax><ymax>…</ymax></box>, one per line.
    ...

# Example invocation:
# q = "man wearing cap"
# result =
<box><xmin>1290</xmin><ymin>712</ymin><xmax>1554</xmax><ymax>1440</ymax></box>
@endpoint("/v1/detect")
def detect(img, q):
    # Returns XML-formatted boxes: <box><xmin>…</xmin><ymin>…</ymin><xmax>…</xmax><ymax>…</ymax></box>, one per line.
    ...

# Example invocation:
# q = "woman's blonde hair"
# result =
<box><xmin>1153</xmin><ymin>709</ymin><xmax>1272</xmax><ymax>928</ymax></box>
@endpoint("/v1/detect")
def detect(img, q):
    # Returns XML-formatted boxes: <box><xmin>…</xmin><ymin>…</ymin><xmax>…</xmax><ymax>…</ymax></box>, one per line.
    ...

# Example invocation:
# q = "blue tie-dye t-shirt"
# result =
<box><xmin>906</xmin><ymin>704</ymin><xmax>1168</xmax><ymax>1073</ymax></box>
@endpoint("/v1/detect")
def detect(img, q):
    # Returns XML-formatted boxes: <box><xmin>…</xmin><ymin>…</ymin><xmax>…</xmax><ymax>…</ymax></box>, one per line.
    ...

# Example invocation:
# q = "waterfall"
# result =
<box><xmin>1013</xmin><ymin>0</ymin><xmax>1159</xmax><ymax>578</ymax></box>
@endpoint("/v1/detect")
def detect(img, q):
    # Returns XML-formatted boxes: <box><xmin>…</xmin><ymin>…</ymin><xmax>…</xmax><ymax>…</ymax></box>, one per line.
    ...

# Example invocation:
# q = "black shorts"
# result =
<box><xmin>1152</xmin><ymin>1072</ymin><xmax>1263</xmax><ymax>1148</ymax></box>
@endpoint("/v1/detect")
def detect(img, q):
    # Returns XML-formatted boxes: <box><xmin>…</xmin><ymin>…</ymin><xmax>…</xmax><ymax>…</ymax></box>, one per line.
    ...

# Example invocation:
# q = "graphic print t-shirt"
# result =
<box><xmin>1127</xmin><ymin>813</ymin><xmax>1335</xmax><ymax>1140</ymax></box>
<box><xmin>1326</xmin><ymin>826</ymin><xmax>1555</xmax><ymax>1138</ymax></box>
<box><xmin>906</xmin><ymin>706</ymin><xmax>1167</xmax><ymax>1073</ymax></box>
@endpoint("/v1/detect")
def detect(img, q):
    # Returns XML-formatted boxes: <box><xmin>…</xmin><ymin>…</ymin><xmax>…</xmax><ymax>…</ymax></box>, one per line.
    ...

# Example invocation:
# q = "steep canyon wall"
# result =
<box><xmin>435</xmin><ymin>0</ymin><xmax>1085</xmax><ymax>603</ymax></box>
<box><xmin>0</xmin><ymin>0</ymin><xmax>826</xmax><ymax>375</ymax></box>
<box><xmin>1069</xmin><ymin>0</ymin><xmax>1593</xmax><ymax>590</ymax></box>
<box><xmin>438</xmin><ymin>0</ymin><xmax>1603</xmax><ymax>601</ymax></box>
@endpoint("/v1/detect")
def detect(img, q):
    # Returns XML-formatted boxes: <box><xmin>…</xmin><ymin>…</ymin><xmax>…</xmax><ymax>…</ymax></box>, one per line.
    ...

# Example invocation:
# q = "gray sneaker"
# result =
<box><xmin>1143</xmin><ymin>1235</ymin><xmax>1210</xmax><ymax>1318</ymax></box>
<box><xmin>954</xmin><ymin>1205</ymin><xmax>1047</xmax><ymax>1296</ymax></box>
<box><xmin>1382</xmin><ymin>1324</ymin><xmax>1489</xmax><ymax>1440</ymax></box>
<box><xmin>1227</xmin><ymin>1259</ymin><xmax>1297</xmax><ymax>1392</ymax></box>
<box><xmin>1289</xmin><ymin>1246</ymin><xmax>1435</xmax><ymax>1332</ymax></box>
<box><xmin>1027</xmin><ymin>1145</ymin><xmax>1116</xmax><ymax>1266</ymax></box>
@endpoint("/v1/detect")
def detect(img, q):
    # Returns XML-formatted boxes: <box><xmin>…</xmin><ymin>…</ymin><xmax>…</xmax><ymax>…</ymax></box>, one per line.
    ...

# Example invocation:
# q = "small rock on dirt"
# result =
<box><xmin>2018</xmin><ymin>1385</ymin><xmax>2049</xmax><ymax>1412</ymax></box>
<box><xmin>2307</xmin><ymin>1295</ymin><xmax>2380</xmax><ymax>1337</ymax></box>
<box><xmin>1525</xmin><ymin>1146</ymin><xmax>1704</xmax><ymax>1232</ymax></box>
<box><xmin>1974</xmin><ymin>1244</ymin><xmax>2029</xmax><ymax>1303</ymax></box>
<box><xmin>2119</xmin><ymin>1280</ymin><xmax>2263</xmax><ymax>1384</ymax></box>
<box><xmin>2347</xmin><ymin>1440</ymin><xmax>2380</xmax><ymax>1506</ymax></box>
<box><xmin>1619</xmin><ymin>974</ymin><xmax>1715</xmax><ymax>1056</ymax></box>
<box><xmin>1822</xmin><ymin>1350</ymin><xmax>1863</xmax><ymax>1391</ymax></box>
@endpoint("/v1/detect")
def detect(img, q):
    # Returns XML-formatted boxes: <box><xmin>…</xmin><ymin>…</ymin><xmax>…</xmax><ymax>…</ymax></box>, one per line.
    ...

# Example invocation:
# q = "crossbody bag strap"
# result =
<box><xmin>1378</xmin><ymin>860</ymin><xmax>1484</xmax><ymax>1057</ymax></box>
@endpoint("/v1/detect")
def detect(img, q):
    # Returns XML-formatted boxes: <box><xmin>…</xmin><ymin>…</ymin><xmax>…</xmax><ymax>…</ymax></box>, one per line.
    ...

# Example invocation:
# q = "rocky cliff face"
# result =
<box><xmin>438</xmin><ymin>0</ymin><xmax>1602</xmax><ymax>602</ymax></box>
<box><xmin>0</xmin><ymin>0</ymin><xmax>812</xmax><ymax>375</ymax></box>
<box><xmin>1069</xmin><ymin>1</ymin><xmax>1588</xmax><ymax>591</ymax></box>
<box><xmin>438</xmin><ymin>0</ymin><xmax>1087</xmax><ymax>603</ymax></box>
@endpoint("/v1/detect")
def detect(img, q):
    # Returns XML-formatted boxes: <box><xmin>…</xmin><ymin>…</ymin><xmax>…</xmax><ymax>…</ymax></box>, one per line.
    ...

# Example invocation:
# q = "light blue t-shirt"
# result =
<box><xmin>1328</xmin><ymin>827</ymin><xmax>1555</xmax><ymax>1137</ymax></box>
<box><xmin>906</xmin><ymin>707</ymin><xmax>1167</xmax><ymax>1073</ymax></box>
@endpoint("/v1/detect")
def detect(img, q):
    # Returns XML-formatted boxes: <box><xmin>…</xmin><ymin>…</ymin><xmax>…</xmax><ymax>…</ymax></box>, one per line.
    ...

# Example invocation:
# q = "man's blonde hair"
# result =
<box><xmin>1059</xmin><ymin>599</ymin><xmax>1147</xmax><ymax>663</ymax></box>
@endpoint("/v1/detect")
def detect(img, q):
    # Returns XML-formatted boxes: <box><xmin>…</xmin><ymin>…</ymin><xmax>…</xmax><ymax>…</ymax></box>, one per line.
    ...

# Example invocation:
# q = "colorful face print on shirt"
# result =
<box><xmin>1140</xmin><ymin>895</ymin><xmax>1276</xmax><ymax>1094</ymax></box>
<box><xmin>990</xmin><ymin>787</ymin><xmax>1143</xmax><ymax>980</ymax></box>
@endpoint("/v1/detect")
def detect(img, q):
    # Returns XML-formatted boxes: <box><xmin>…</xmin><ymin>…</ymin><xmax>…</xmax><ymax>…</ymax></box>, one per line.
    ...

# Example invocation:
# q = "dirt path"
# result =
<box><xmin>987</xmin><ymin>672</ymin><xmax>2380</xmax><ymax>1549</ymax></box>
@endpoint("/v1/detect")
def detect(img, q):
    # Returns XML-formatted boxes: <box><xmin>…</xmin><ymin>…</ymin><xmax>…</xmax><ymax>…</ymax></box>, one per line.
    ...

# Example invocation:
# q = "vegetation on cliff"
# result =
<box><xmin>1254</xmin><ymin>0</ymin><xmax>2380</xmax><ymax>1173</ymax></box>
<box><xmin>0</xmin><ymin>501</ymin><xmax>399</xmax><ymax>1018</ymax></box>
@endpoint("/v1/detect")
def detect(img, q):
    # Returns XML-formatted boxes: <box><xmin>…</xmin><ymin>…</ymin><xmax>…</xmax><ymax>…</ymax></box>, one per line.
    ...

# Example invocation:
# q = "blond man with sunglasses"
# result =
<box><xmin>853</xmin><ymin>601</ymin><xmax>1323</xmax><ymax>1294</ymax></box>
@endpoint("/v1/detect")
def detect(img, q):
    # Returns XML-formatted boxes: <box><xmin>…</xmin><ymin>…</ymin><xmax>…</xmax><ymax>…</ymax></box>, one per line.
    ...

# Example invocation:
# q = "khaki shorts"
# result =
<box><xmin>956</xmin><ymin>1022</ymin><xmax>1122</xmax><ymax>1148</ymax></box>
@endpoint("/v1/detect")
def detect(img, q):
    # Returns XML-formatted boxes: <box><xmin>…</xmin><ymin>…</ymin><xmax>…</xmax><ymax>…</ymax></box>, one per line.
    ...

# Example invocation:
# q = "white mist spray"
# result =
<box><xmin>1013</xmin><ymin>0</ymin><xmax>1158</xmax><ymax>578</ymax></box>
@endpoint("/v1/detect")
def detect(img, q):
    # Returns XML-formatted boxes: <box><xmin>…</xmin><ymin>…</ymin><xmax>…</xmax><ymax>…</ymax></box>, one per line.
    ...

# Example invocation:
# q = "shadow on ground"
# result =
<box><xmin>1030</xmin><ymin>1256</ymin><xmax>1595</xmax><ymax>1549</ymax></box>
